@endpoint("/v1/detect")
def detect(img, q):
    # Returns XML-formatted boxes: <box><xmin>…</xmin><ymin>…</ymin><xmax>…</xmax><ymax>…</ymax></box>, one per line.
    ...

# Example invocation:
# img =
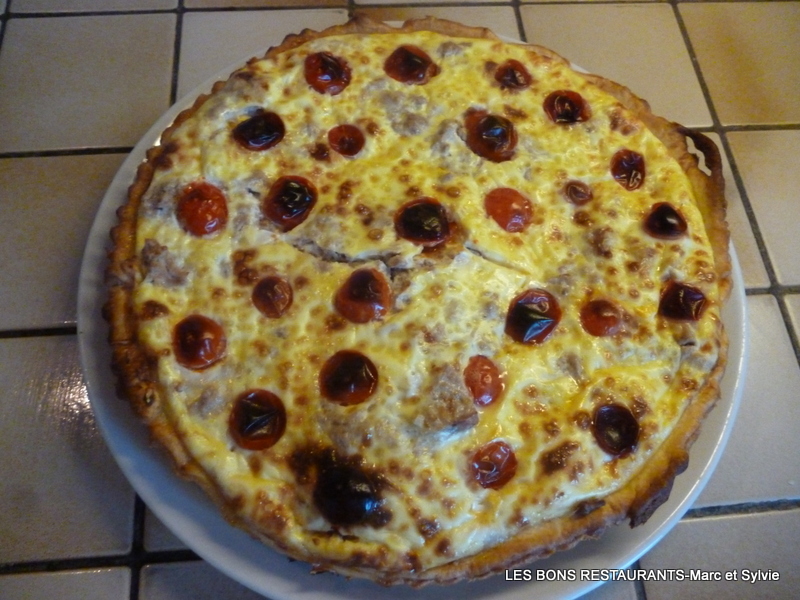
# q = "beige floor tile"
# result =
<box><xmin>641</xmin><ymin>510</ymin><xmax>800</xmax><ymax>599</ymax></box>
<box><xmin>137</xmin><ymin>561</ymin><xmax>638</xmax><ymax>600</ymax></box>
<box><xmin>355</xmin><ymin>5</ymin><xmax>521</xmax><ymax>39</ymax></box>
<box><xmin>177</xmin><ymin>8</ymin><xmax>348</xmax><ymax>99</ymax></box>
<box><xmin>356</xmin><ymin>0</ymin><xmax>505</xmax><ymax>4</ymax></box>
<box><xmin>680</xmin><ymin>3</ymin><xmax>800</xmax><ymax>126</ymax></box>
<box><xmin>784</xmin><ymin>295</ymin><xmax>800</xmax><ymax>350</ymax></box>
<box><xmin>0</xmin><ymin>336</ymin><xmax>136</xmax><ymax>562</ymax></box>
<box><xmin>186</xmin><ymin>0</ymin><xmax>345</xmax><ymax>7</ymax></box>
<box><xmin>0</xmin><ymin>14</ymin><xmax>174</xmax><ymax>153</ymax></box>
<box><xmin>727</xmin><ymin>130</ymin><xmax>800</xmax><ymax>285</ymax></box>
<box><xmin>11</xmin><ymin>0</ymin><xmax>176</xmax><ymax>11</ymax></box>
<box><xmin>582</xmin><ymin>579</ymin><xmax>638</xmax><ymax>600</ymax></box>
<box><xmin>0</xmin><ymin>569</ymin><xmax>130</xmax><ymax>600</ymax></box>
<box><xmin>527</xmin><ymin>0</ymin><xmax>657</xmax><ymax>3</ymax></box>
<box><xmin>0</xmin><ymin>154</ymin><xmax>126</xmax><ymax>330</ymax></box>
<box><xmin>520</xmin><ymin>4</ymin><xmax>711</xmax><ymax>127</ymax></box>
<box><xmin>144</xmin><ymin>509</ymin><xmax>189</xmax><ymax>552</ymax></box>
<box><xmin>703</xmin><ymin>133</ymin><xmax>769</xmax><ymax>289</ymax></box>
<box><xmin>140</xmin><ymin>562</ymin><xmax>265</xmax><ymax>600</ymax></box>
<box><xmin>138</xmin><ymin>561</ymin><xmax>637</xmax><ymax>600</ymax></box>
<box><xmin>695</xmin><ymin>295</ymin><xmax>800</xmax><ymax>507</ymax></box>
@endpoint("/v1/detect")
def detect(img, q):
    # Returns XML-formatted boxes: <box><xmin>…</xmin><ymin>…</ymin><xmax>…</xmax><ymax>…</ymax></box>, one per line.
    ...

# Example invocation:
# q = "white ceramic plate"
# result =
<box><xmin>77</xmin><ymin>40</ymin><xmax>748</xmax><ymax>600</ymax></box>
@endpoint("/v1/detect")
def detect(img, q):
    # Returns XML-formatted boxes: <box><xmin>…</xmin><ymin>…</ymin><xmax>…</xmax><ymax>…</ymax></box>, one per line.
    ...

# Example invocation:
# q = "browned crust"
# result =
<box><xmin>104</xmin><ymin>15</ymin><xmax>730</xmax><ymax>587</ymax></box>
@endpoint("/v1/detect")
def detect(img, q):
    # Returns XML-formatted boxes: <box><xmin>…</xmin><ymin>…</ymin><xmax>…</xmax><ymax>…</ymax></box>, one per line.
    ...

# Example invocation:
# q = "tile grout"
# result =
<box><xmin>3</xmin><ymin>9</ymin><xmax>177</xmax><ymax>19</ymax></box>
<box><xmin>512</xmin><ymin>0</ymin><xmax>527</xmax><ymax>43</ymax></box>
<box><xmin>633</xmin><ymin>560</ymin><xmax>649</xmax><ymax>600</ymax></box>
<box><xmin>685</xmin><ymin>498</ymin><xmax>800</xmax><ymax>520</ymax></box>
<box><xmin>128</xmin><ymin>496</ymin><xmax>148</xmax><ymax>600</ymax></box>
<box><xmin>170</xmin><ymin>1</ymin><xmax>185</xmax><ymax>107</ymax></box>
<box><xmin>0</xmin><ymin>1</ymin><xmax>8</xmax><ymax>51</ymax></box>
<box><xmin>775</xmin><ymin>294</ymin><xmax>800</xmax><ymax>373</ymax></box>
<box><xmin>0</xmin><ymin>147</ymin><xmax>134</xmax><ymax>160</ymax></box>
<box><xmin>0</xmin><ymin>549</ymin><xmax>201</xmax><ymax>578</ymax></box>
<box><xmin>0</xmin><ymin>326</ymin><xmax>77</xmax><ymax>339</ymax></box>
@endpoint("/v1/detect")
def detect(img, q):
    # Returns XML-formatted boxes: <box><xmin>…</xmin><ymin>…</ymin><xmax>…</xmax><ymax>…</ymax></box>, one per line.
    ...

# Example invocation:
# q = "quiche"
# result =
<box><xmin>105</xmin><ymin>16</ymin><xmax>730</xmax><ymax>586</ymax></box>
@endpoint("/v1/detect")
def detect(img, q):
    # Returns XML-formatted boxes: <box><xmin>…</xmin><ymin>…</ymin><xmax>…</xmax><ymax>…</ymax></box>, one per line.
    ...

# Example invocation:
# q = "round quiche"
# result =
<box><xmin>105</xmin><ymin>16</ymin><xmax>731</xmax><ymax>586</ymax></box>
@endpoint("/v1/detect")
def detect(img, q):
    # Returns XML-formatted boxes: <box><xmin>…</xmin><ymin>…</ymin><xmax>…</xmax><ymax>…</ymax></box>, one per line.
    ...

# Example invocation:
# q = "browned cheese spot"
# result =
<box><xmin>140</xmin><ymin>300</ymin><xmax>169</xmax><ymax>320</ymax></box>
<box><xmin>540</xmin><ymin>441</ymin><xmax>580</xmax><ymax>475</ymax></box>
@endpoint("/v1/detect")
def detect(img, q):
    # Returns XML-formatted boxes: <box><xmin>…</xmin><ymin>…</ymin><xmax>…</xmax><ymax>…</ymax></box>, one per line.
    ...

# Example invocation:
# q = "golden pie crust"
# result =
<box><xmin>105</xmin><ymin>16</ymin><xmax>730</xmax><ymax>586</ymax></box>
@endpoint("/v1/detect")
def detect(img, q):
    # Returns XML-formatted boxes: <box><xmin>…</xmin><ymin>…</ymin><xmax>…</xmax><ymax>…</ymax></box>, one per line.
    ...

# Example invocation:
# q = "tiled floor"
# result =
<box><xmin>0</xmin><ymin>154</ymin><xmax>126</xmax><ymax>329</ymax></box>
<box><xmin>519</xmin><ymin>3</ymin><xmax>712</xmax><ymax>127</ymax></box>
<box><xmin>0</xmin><ymin>13</ymin><xmax>175</xmax><ymax>152</ymax></box>
<box><xmin>0</xmin><ymin>336</ymin><xmax>136</xmax><ymax>564</ymax></box>
<box><xmin>0</xmin><ymin>2</ymin><xmax>798</xmax><ymax>600</ymax></box>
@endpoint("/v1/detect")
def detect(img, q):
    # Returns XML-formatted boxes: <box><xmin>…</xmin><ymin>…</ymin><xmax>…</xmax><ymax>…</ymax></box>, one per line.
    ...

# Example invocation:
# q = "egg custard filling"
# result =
<box><xmin>105</xmin><ymin>16</ymin><xmax>730</xmax><ymax>586</ymax></box>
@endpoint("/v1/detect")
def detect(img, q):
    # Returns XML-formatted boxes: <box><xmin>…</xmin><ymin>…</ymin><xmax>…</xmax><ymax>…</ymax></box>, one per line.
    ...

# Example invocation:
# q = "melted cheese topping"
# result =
<box><xmin>131</xmin><ymin>30</ymin><xmax>723</xmax><ymax>577</ymax></box>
